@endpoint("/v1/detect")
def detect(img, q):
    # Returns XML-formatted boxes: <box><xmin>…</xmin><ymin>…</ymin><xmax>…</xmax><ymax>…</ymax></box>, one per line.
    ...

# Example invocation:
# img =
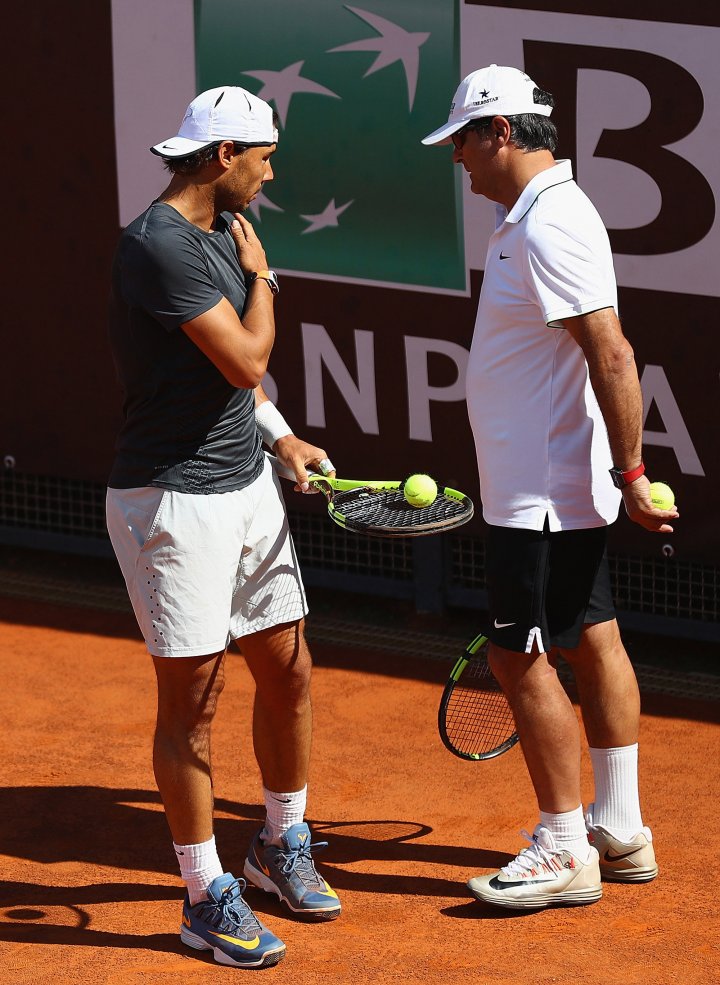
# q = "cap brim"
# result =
<box><xmin>151</xmin><ymin>134</ymin><xmax>278</xmax><ymax>157</ymax></box>
<box><xmin>150</xmin><ymin>136</ymin><xmax>216</xmax><ymax>158</ymax></box>
<box><xmin>421</xmin><ymin>121</ymin><xmax>463</xmax><ymax>146</ymax></box>
<box><xmin>423</xmin><ymin>100</ymin><xmax>553</xmax><ymax>146</ymax></box>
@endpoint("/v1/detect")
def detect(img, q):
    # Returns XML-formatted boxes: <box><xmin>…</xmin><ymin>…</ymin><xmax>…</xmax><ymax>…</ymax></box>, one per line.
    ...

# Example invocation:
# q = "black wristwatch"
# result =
<box><xmin>609</xmin><ymin>462</ymin><xmax>645</xmax><ymax>489</ymax></box>
<box><xmin>246</xmin><ymin>269</ymin><xmax>280</xmax><ymax>295</ymax></box>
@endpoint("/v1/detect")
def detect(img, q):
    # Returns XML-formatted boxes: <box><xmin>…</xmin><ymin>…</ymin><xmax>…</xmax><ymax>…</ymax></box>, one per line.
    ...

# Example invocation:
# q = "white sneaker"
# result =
<box><xmin>585</xmin><ymin>804</ymin><xmax>658</xmax><ymax>883</ymax></box>
<box><xmin>467</xmin><ymin>825</ymin><xmax>602</xmax><ymax>910</ymax></box>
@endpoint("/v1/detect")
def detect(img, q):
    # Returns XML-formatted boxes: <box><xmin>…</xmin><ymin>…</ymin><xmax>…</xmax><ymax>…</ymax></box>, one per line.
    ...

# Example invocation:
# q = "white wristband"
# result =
<box><xmin>255</xmin><ymin>401</ymin><xmax>292</xmax><ymax>448</ymax></box>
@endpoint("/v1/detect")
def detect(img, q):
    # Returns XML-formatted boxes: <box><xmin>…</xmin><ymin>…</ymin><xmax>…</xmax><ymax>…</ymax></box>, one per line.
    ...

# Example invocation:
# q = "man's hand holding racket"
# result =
<box><xmin>273</xmin><ymin>434</ymin><xmax>336</xmax><ymax>492</ymax></box>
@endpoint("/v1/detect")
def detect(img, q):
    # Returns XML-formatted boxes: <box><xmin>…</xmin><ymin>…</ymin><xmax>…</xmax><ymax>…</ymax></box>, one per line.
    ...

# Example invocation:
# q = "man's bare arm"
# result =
<box><xmin>182</xmin><ymin>286</ymin><xmax>275</xmax><ymax>389</ymax></box>
<box><xmin>181</xmin><ymin>214</ymin><xmax>275</xmax><ymax>388</ymax></box>
<box><xmin>562</xmin><ymin>307</ymin><xmax>677</xmax><ymax>533</ymax></box>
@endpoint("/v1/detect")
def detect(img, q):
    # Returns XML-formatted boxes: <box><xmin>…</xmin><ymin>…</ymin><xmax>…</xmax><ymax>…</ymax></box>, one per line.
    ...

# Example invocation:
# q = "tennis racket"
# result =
<box><xmin>438</xmin><ymin>634</ymin><xmax>519</xmax><ymax>760</ymax></box>
<box><xmin>267</xmin><ymin>455</ymin><xmax>474</xmax><ymax>538</ymax></box>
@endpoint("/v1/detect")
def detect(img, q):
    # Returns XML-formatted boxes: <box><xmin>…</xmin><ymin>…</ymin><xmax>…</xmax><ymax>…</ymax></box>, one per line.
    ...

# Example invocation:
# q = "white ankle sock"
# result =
<box><xmin>539</xmin><ymin>806</ymin><xmax>593</xmax><ymax>863</ymax></box>
<box><xmin>589</xmin><ymin>744</ymin><xmax>643</xmax><ymax>841</ymax></box>
<box><xmin>173</xmin><ymin>834</ymin><xmax>224</xmax><ymax>905</ymax></box>
<box><xmin>262</xmin><ymin>785</ymin><xmax>307</xmax><ymax>845</ymax></box>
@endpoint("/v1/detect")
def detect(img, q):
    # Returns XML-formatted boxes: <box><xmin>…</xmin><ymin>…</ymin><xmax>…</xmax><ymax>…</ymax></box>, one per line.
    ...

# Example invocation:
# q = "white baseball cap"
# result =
<box><xmin>151</xmin><ymin>86</ymin><xmax>278</xmax><ymax>158</ymax></box>
<box><xmin>422</xmin><ymin>64</ymin><xmax>551</xmax><ymax>146</ymax></box>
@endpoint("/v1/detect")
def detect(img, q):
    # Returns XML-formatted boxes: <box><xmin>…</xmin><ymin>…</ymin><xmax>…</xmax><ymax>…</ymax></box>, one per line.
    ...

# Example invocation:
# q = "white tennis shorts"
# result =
<box><xmin>106</xmin><ymin>456</ymin><xmax>308</xmax><ymax>657</ymax></box>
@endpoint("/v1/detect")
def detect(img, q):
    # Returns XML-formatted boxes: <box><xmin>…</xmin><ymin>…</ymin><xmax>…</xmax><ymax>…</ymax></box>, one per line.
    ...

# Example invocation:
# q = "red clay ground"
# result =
<box><xmin>1</xmin><ymin>595</ymin><xmax>718</xmax><ymax>985</ymax></box>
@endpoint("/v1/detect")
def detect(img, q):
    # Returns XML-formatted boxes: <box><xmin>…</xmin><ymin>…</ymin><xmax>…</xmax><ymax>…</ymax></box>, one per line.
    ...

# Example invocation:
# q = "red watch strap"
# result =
<box><xmin>620</xmin><ymin>462</ymin><xmax>645</xmax><ymax>484</ymax></box>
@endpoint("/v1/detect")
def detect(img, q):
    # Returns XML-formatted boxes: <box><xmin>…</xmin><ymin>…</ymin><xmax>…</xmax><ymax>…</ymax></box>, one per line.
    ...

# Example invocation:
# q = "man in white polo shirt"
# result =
<box><xmin>423</xmin><ymin>65</ymin><xmax>679</xmax><ymax>910</ymax></box>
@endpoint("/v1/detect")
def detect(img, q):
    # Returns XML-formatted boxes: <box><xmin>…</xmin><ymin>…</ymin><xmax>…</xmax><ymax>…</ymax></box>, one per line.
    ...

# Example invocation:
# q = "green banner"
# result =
<box><xmin>195</xmin><ymin>0</ymin><xmax>464</xmax><ymax>292</ymax></box>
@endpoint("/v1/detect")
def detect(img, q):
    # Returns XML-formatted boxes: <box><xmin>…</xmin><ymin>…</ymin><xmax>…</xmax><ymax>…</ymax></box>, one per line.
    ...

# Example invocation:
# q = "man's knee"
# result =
<box><xmin>563</xmin><ymin>618</ymin><xmax>624</xmax><ymax>664</ymax></box>
<box><xmin>154</xmin><ymin>651</ymin><xmax>226</xmax><ymax>733</ymax></box>
<box><xmin>488</xmin><ymin>643</ymin><xmax>558</xmax><ymax>701</ymax></box>
<box><xmin>242</xmin><ymin>621</ymin><xmax>313</xmax><ymax>702</ymax></box>
<box><xmin>488</xmin><ymin>642</ymin><xmax>550</xmax><ymax>694</ymax></box>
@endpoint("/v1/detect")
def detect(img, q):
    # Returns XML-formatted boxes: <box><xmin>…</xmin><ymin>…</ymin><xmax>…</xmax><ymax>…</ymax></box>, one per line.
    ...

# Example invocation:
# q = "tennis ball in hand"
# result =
<box><xmin>649</xmin><ymin>481</ymin><xmax>675</xmax><ymax>510</ymax></box>
<box><xmin>403</xmin><ymin>474</ymin><xmax>438</xmax><ymax>508</ymax></box>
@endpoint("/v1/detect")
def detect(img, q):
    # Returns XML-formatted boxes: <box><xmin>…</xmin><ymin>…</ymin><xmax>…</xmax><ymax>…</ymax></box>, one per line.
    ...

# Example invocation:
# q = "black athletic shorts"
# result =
<box><xmin>484</xmin><ymin>518</ymin><xmax>616</xmax><ymax>654</ymax></box>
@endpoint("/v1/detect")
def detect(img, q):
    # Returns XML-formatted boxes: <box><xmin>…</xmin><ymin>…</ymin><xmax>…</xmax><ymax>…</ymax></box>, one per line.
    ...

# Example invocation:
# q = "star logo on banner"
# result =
<box><xmin>300</xmin><ymin>198</ymin><xmax>354</xmax><ymax>234</ymax></box>
<box><xmin>327</xmin><ymin>5</ymin><xmax>430</xmax><ymax>110</ymax></box>
<box><xmin>243</xmin><ymin>61</ymin><xmax>340</xmax><ymax>127</ymax></box>
<box><xmin>248</xmin><ymin>189</ymin><xmax>284</xmax><ymax>222</ymax></box>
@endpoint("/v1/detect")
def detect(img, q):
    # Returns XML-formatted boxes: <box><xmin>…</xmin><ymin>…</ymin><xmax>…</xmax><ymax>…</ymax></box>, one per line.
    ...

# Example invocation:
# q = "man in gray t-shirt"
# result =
<box><xmin>106</xmin><ymin>86</ymin><xmax>340</xmax><ymax>969</ymax></box>
<box><xmin>109</xmin><ymin>204</ymin><xmax>263</xmax><ymax>492</ymax></box>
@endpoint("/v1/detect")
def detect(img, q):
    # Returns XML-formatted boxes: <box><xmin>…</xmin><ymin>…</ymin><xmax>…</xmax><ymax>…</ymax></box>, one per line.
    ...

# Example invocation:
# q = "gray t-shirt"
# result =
<box><xmin>108</xmin><ymin>203</ymin><xmax>263</xmax><ymax>492</ymax></box>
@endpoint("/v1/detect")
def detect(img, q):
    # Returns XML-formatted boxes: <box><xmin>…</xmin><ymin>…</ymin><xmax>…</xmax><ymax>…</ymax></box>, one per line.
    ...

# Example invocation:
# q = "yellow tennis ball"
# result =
<box><xmin>403</xmin><ymin>474</ymin><xmax>437</xmax><ymax>508</ymax></box>
<box><xmin>649</xmin><ymin>481</ymin><xmax>675</xmax><ymax>510</ymax></box>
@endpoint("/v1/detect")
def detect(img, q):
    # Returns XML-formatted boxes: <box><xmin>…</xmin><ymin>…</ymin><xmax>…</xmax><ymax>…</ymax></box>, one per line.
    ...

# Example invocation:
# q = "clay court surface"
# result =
<box><xmin>1</xmin><ymin>563</ymin><xmax>718</xmax><ymax>985</ymax></box>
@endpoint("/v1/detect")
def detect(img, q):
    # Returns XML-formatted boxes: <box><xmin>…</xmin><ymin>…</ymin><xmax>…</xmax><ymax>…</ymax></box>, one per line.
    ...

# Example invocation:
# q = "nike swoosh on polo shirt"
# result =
<box><xmin>494</xmin><ymin>619</ymin><xmax>516</xmax><ymax>629</ymax></box>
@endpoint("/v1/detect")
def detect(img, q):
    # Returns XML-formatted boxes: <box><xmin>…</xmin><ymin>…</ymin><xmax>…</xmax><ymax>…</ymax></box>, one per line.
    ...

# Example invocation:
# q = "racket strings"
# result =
<box><xmin>332</xmin><ymin>488</ymin><xmax>470</xmax><ymax>530</ymax></box>
<box><xmin>444</xmin><ymin>664</ymin><xmax>516</xmax><ymax>756</ymax></box>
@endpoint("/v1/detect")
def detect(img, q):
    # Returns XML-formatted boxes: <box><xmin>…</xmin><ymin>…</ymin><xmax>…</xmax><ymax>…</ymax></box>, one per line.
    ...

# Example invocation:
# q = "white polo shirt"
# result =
<box><xmin>466</xmin><ymin>160</ymin><xmax>622</xmax><ymax>531</ymax></box>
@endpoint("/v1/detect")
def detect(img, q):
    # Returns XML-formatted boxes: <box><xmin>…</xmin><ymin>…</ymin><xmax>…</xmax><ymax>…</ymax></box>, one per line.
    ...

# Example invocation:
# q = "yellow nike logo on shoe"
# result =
<box><xmin>319</xmin><ymin>883</ymin><xmax>339</xmax><ymax>900</ymax></box>
<box><xmin>210</xmin><ymin>931</ymin><xmax>261</xmax><ymax>950</ymax></box>
<box><xmin>181</xmin><ymin>913</ymin><xmax>191</xmax><ymax>928</ymax></box>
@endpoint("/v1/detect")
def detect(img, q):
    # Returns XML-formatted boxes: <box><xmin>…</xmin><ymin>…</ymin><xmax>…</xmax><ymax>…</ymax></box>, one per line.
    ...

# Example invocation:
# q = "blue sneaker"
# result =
<box><xmin>243</xmin><ymin>823</ymin><xmax>341</xmax><ymax>921</ymax></box>
<box><xmin>180</xmin><ymin>872</ymin><xmax>285</xmax><ymax>968</ymax></box>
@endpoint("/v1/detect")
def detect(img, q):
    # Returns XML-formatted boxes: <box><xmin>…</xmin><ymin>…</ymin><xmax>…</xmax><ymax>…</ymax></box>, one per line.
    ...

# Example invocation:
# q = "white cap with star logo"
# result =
<box><xmin>422</xmin><ymin>64</ymin><xmax>551</xmax><ymax>146</ymax></box>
